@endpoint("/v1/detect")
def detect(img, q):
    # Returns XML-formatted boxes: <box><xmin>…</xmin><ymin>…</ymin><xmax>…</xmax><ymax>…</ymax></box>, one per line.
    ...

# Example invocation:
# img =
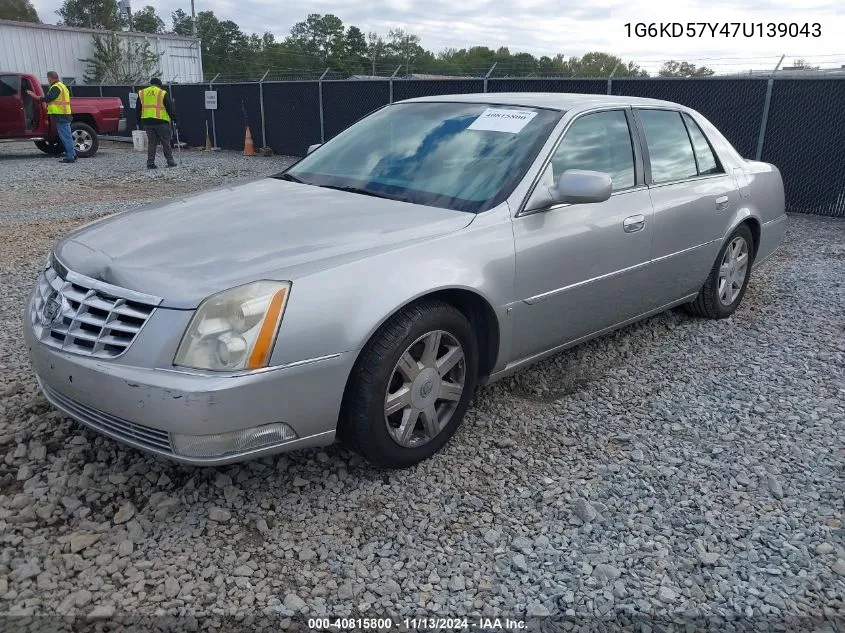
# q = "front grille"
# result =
<box><xmin>42</xmin><ymin>382</ymin><xmax>173</xmax><ymax>454</ymax></box>
<box><xmin>30</xmin><ymin>263</ymin><xmax>160</xmax><ymax>359</ymax></box>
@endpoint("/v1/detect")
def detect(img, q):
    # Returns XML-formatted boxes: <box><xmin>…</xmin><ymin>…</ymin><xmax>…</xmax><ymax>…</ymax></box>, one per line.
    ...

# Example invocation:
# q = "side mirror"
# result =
<box><xmin>307</xmin><ymin>143</ymin><xmax>321</xmax><ymax>155</ymax></box>
<box><xmin>525</xmin><ymin>169</ymin><xmax>613</xmax><ymax>212</ymax></box>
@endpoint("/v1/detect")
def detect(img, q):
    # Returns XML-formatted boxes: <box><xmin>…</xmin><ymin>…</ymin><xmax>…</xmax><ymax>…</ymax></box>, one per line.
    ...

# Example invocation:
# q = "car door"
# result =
<box><xmin>510</xmin><ymin>108</ymin><xmax>656</xmax><ymax>362</ymax></box>
<box><xmin>0</xmin><ymin>74</ymin><xmax>25</xmax><ymax>137</ymax></box>
<box><xmin>633</xmin><ymin>108</ymin><xmax>739</xmax><ymax>304</ymax></box>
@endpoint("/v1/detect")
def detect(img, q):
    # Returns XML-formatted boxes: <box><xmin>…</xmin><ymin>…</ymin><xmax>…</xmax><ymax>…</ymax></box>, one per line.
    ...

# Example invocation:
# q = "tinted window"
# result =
<box><xmin>0</xmin><ymin>75</ymin><xmax>20</xmax><ymax>97</ymax></box>
<box><xmin>285</xmin><ymin>102</ymin><xmax>562</xmax><ymax>213</ymax></box>
<box><xmin>550</xmin><ymin>110</ymin><xmax>635</xmax><ymax>191</ymax></box>
<box><xmin>638</xmin><ymin>110</ymin><xmax>698</xmax><ymax>184</ymax></box>
<box><xmin>683</xmin><ymin>113</ymin><xmax>721</xmax><ymax>175</ymax></box>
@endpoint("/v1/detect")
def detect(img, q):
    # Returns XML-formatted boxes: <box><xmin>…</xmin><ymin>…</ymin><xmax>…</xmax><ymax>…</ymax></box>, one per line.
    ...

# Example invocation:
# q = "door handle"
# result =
<box><xmin>623</xmin><ymin>214</ymin><xmax>645</xmax><ymax>233</ymax></box>
<box><xmin>715</xmin><ymin>195</ymin><xmax>729</xmax><ymax>210</ymax></box>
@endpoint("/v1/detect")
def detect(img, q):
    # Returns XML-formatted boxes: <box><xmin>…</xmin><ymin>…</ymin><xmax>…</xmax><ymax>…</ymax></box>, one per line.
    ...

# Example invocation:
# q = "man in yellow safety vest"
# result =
<box><xmin>27</xmin><ymin>71</ymin><xmax>76</xmax><ymax>163</ymax></box>
<box><xmin>136</xmin><ymin>77</ymin><xmax>178</xmax><ymax>169</ymax></box>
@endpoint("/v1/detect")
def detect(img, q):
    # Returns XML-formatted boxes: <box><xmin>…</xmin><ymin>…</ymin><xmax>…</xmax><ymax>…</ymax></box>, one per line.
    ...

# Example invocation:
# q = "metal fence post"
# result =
<box><xmin>99</xmin><ymin>79</ymin><xmax>104</xmax><ymax>97</ymax></box>
<box><xmin>607</xmin><ymin>62</ymin><xmax>620</xmax><ymax>95</ymax></box>
<box><xmin>755</xmin><ymin>55</ymin><xmax>784</xmax><ymax>161</ymax></box>
<box><xmin>389</xmin><ymin>66</ymin><xmax>401</xmax><ymax>104</ymax></box>
<box><xmin>209</xmin><ymin>73</ymin><xmax>220</xmax><ymax>151</ymax></box>
<box><xmin>318</xmin><ymin>68</ymin><xmax>329</xmax><ymax>144</ymax></box>
<box><xmin>484</xmin><ymin>63</ymin><xmax>497</xmax><ymax>93</ymax></box>
<box><xmin>259</xmin><ymin>69</ymin><xmax>270</xmax><ymax>149</ymax></box>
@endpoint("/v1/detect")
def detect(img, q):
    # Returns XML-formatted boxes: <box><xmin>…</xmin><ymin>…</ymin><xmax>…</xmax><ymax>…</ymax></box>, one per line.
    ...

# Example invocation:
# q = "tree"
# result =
<box><xmin>790</xmin><ymin>58</ymin><xmax>820</xmax><ymax>71</ymax></box>
<box><xmin>57</xmin><ymin>0</ymin><xmax>125</xmax><ymax>29</ymax></box>
<box><xmin>171</xmin><ymin>8</ymin><xmax>193</xmax><ymax>35</ymax></box>
<box><xmin>569</xmin><ymin>52</ymin><xmax>624</xmax><ymax>77</ymax></box>
<box><xmin>132</xmin><ymin>5</ymin><xmax>164</xmax><ymax>33</ymax></box>
<box><xmin>82</xmin><ymin>31</ymin><xmax>163</xmax><ymax>83</ymax></box>
<box><xmin>345</xmin><ymin>27</ymin><xmax>367</xmax><ymax>59</ymax></box>
<box><xmin>289</xmin><ymin>13</ymin><xmax>345</xmax><ymax>63</ymax></box>
<box><xmin>366</xmin><ymin>32</ymin><xmax>387</xmax><ymax>75</ymax></box>
<box><xmin>0</xmin><ymin>0</ymin><xmax>40</xmax><ymax>22</ymax></box>
<box><xmin>387</xmin><ymin>28</ymin><xmax>423</xmax><ymax>73</ymax></box>
<box><xmin>659</xmin><ymin>60</ymin><xmax>714</xmax><ymax>77</ymax></box>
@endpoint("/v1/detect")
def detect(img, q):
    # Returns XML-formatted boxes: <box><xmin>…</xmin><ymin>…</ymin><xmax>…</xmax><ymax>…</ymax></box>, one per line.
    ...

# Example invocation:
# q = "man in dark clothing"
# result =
<box><xmin>136</xmin><ymin>77</ymin><xmax>178</xmax><ymax>169</ymax></box>
<box><xmin>26</xmin><ymin>71</ymin><xmax>76</xmax><ymax>163</ymax></box>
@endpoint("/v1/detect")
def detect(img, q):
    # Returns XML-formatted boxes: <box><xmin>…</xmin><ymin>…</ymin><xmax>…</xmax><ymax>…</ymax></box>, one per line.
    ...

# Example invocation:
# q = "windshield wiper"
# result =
<box><xmin>274</xmin><ymin>172</ymin><xmax>306</xmax><ymax>183</ymax></box>
<box><xmin>317</xmin><ymin>184</ymin><xmax>408</xmax><ymax>202</ymax></box>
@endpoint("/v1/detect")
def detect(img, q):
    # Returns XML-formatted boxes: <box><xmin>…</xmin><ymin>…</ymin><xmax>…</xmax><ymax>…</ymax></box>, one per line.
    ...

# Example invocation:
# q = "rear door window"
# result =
<box><xmin>637</xmin><ymin>109</ymin><xmax>698</xmax><ymax>184</ymax></box>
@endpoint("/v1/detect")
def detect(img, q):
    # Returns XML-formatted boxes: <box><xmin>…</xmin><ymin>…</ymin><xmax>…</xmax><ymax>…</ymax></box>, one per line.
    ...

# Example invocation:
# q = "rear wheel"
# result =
<box><xmin>34</xmin><ymin>140</ymin><xmax>63</xmax><ymax>155</ymax></box>
<box><xmin>686</xmin><ymin>224</ymin><xmax>755</xmax><ymax>319</ymax></box>
<box><xmin>71</xmin><ymin>122</ymin><xmax>98</xmax><ymax>158</ymax></box>
<box><xmin>341</xmin><ymin>301</ymin><xmax>478</xmax><ymax>468</ymax></box>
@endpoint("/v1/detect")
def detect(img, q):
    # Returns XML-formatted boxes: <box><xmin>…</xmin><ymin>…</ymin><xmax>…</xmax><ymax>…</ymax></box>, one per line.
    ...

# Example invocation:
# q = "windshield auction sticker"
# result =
<box><xmin>468</xmin><ymin>108</ymin><xmax>538</xmax><ymax>133</ymax></box>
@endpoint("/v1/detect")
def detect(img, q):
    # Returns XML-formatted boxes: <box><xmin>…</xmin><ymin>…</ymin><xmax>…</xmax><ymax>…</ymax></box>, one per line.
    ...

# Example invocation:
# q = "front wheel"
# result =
<box><xmin>71</xmin><ymin>122</ymin><xmax>99</xmax><ymax>158</ymax></box>
<box><xmin>340</xmin><ymin>301</ymin><xmax>479</xmax><ymax>468</ymax></box>
<box><xmin>687</xmin><ymin>224</ymin><xmax>755</xmax><ymax>319</ymax></box>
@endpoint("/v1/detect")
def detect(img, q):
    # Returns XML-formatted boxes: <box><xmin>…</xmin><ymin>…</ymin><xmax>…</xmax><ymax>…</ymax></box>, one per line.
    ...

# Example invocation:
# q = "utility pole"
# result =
<box><xmin>191</xmin><ymin>0</ymin><xmax>197</xmax><ymax>37</ymax></box>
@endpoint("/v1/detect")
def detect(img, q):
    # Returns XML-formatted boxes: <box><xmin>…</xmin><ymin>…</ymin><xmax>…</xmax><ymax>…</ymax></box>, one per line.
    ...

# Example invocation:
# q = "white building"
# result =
<box><xmin>0</xmin><ymin>19</ymin><xmax>203</xmax><ymax>84</ymax></box>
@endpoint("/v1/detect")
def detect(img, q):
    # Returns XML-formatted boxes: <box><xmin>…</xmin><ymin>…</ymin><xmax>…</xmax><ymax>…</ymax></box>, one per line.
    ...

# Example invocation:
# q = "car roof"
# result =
<box><xmin>398</xmin><ymin>92</ymin><xmax>687</xmax><ymax>112</ymax></box>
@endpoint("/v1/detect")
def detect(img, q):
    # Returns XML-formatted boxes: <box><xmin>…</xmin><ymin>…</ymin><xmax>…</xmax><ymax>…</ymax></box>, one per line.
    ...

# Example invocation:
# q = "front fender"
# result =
<box><xmin>269</xmin><ymin>204</ymin><xmax>517</xmax><ymax>369</ymax></box>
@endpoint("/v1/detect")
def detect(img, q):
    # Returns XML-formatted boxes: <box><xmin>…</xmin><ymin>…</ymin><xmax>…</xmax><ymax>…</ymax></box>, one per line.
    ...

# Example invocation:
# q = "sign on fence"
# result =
<box><xmin>128</xmin><ymin>92</ymin><xmax>137</xmax><ymax>109</ymax></box>
<box><xmin>205</xmin><ymin>90</ymin><xmax>218</xmax><ymax>110</ymax></box>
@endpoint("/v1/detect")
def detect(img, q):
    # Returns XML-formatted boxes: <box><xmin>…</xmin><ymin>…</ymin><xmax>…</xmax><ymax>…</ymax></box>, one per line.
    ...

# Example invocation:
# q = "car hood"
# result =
<box><xmin>54</xmin><ymin>178</ymin><xmax>475</xmax><ymax>308</ymax></box>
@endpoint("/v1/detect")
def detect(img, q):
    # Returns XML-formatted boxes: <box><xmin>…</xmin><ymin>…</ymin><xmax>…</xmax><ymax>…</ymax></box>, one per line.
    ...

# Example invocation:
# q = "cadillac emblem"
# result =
<box><xmin>41</xmin><ymin>292</ymin><xmax>62</xmax><ymax>327</ymax></box>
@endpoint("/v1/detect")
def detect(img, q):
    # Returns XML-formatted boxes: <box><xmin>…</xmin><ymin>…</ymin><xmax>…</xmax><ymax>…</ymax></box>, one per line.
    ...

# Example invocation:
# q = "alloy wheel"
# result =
<box><xmin>718</xmin><ymin>236</ymin><xmax>749</xmax><ymax>306</ymax></box>
<box><xmin>384</xmin><ymin>330</ymin><xmax>466</xmax><ymax>448</ymax></box>
<box><xmin>72</xmin><ymin>129</ymin><xmax>93</xmax><ymax>152</ymax></box>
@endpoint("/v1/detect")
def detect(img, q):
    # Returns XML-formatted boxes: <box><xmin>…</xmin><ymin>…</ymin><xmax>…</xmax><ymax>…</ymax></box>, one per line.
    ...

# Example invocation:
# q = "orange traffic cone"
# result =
<box><xmin>243</xmin><ymin>126</ymin><xmax>255</xmax><ymax>156</ymax></box>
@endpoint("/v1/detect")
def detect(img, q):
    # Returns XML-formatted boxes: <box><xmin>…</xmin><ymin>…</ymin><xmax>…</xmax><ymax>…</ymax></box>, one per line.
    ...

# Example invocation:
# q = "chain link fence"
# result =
<box><xmin>68</xmin><ymin>76</ymin><xmax>845</xmax><ymax>217</ymax></box>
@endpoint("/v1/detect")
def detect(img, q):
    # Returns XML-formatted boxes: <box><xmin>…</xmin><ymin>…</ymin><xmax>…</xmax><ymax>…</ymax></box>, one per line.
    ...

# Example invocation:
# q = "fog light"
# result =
<box><xmin>171</xmin><ymin>423</ymin><xmax>298</xmax><ymax>458</ymax></box>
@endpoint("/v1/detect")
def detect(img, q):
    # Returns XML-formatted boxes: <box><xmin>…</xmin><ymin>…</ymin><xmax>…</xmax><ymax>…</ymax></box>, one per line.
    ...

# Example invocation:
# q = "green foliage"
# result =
<box><xmin>82</xmin><ymin>31</ymin><xmax>163</xmax><ymax>83</ymax></box>
<box><xmin>56</xmin><ymin>0</ymin><xmax>125</xmax><ymax>30</ymax></box>
<box><xmin>132</xmin><ymin>5</ymin><xmax>164</xmax><ymax>33</ymax></box>
<box><xmin>66</xmin><ymin>6</ymin><xmax>653</xmax><ymax>80</ymax></box>
<box><xmin>659</xmin><ymin>61</ymin><xmax>715</xmax><ymax>77</ymax></box>
<box><xmin>0</xmin><ymin>0</ymin><xmax>40</xmax><ymax>22</ymax></box>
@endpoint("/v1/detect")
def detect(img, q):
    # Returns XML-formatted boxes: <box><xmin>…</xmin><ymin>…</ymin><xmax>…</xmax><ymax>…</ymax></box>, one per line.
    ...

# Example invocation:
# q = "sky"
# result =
<box><xmin>30</xmin><ymin>0</ymin><xmax>845</xmax><ymax>74</ymax></box>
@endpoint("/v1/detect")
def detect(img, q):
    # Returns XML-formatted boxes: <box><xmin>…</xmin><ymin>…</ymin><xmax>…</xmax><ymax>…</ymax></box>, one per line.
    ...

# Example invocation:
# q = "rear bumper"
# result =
<box><xmin>755</xmin><ymin>214</ymin><xmax>788</xmax><ymax>268</ymax></box>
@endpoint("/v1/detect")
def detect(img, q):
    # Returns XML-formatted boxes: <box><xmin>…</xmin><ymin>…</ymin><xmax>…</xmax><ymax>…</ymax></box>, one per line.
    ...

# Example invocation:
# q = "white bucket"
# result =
<box><xmin>132</xmin><ymin>130</ymin><xmax>147</xmax><ymax>152</ymax></box>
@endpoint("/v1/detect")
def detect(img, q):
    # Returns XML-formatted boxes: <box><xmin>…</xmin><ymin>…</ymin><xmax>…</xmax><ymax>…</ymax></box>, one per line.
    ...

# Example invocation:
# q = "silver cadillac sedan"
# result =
<box><xmin>25</xmin><ymin>93</ymin><xmax>787</xmax><ymax>468</ymax></box>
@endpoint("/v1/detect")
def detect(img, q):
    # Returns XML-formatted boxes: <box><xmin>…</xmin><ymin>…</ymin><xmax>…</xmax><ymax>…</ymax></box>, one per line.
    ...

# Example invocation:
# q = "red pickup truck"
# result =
<box><xmin>0</xmin><ymin>72</ymin><xmax>126</xmax><ymax>158</ymax></box>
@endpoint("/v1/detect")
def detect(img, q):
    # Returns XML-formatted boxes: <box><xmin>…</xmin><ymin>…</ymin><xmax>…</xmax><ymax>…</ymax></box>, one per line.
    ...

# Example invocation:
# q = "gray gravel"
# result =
<box><xmin>0</xmin><ymin>140</ymin><xmax>295</xmax><ymax>223</ymax></box>
<box><xmin>0</xmin><ymin>144</ymin><xmax>843</xmax><ymax>630</ymax></box>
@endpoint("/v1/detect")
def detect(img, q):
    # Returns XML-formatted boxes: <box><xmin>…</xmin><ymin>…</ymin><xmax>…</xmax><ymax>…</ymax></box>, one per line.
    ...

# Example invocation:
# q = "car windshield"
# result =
<box><xmin>278</xmin><ymin>102</ymin><xmax>563</xmax><ymax>213</ymax></box>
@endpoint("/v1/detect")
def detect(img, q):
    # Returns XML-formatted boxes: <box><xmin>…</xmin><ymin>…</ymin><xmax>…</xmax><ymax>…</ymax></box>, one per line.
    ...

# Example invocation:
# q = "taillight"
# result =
<box><xmin>119</xmin><ymin>105</ymin><xmax>124</xmax><ymax>117</ymax></box>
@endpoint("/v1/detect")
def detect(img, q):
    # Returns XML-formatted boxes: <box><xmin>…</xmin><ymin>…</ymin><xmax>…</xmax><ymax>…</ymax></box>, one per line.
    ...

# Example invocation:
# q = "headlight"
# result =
<box><xmin>174</xmin><ymin>280</ymin><xmax>291</xmax><ymax>371</ymax></box>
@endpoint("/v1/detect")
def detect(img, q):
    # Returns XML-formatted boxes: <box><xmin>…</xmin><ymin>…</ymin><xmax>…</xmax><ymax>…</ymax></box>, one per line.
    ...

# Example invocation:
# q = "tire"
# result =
<box><xmin>34</xmin><ymin>140</ymin><xmax>64</xmax><ymax>155</ymax></box>
<box><xmin>340</xmin><ymin>301</ymin><xmax>479</xmax><ymax>468</ymax></box>
<box><xmin>71</xmin><ymin>121</ymin><xmax>99</xmax><ymax>158</ymax></box>
<box><xmin>686</xmin><ymin>224</ymin><xmax>755</xmax><ymax>319</ymax></box>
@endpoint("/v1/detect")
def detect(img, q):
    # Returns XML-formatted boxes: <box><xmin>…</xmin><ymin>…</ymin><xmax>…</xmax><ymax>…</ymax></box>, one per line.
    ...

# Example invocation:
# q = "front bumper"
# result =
<box><xmin>24</xmin><ymin>320</ymin><xmax>356</xmax><ymax>466</ymax></box>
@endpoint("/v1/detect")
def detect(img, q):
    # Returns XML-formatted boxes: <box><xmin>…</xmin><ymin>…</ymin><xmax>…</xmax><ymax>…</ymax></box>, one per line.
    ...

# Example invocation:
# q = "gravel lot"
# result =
<box><xmin>0</xmin><ymin>141</ymin><xmax>843</xmax><ymax>631</ymax></box>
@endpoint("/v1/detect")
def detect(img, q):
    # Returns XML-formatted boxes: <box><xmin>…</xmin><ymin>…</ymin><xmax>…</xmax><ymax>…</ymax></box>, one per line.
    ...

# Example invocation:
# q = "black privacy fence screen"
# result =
<box><xmin>69</xmin><ymin>76</ymin><xmax>845</xmax><ymax>217</ymax></box>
